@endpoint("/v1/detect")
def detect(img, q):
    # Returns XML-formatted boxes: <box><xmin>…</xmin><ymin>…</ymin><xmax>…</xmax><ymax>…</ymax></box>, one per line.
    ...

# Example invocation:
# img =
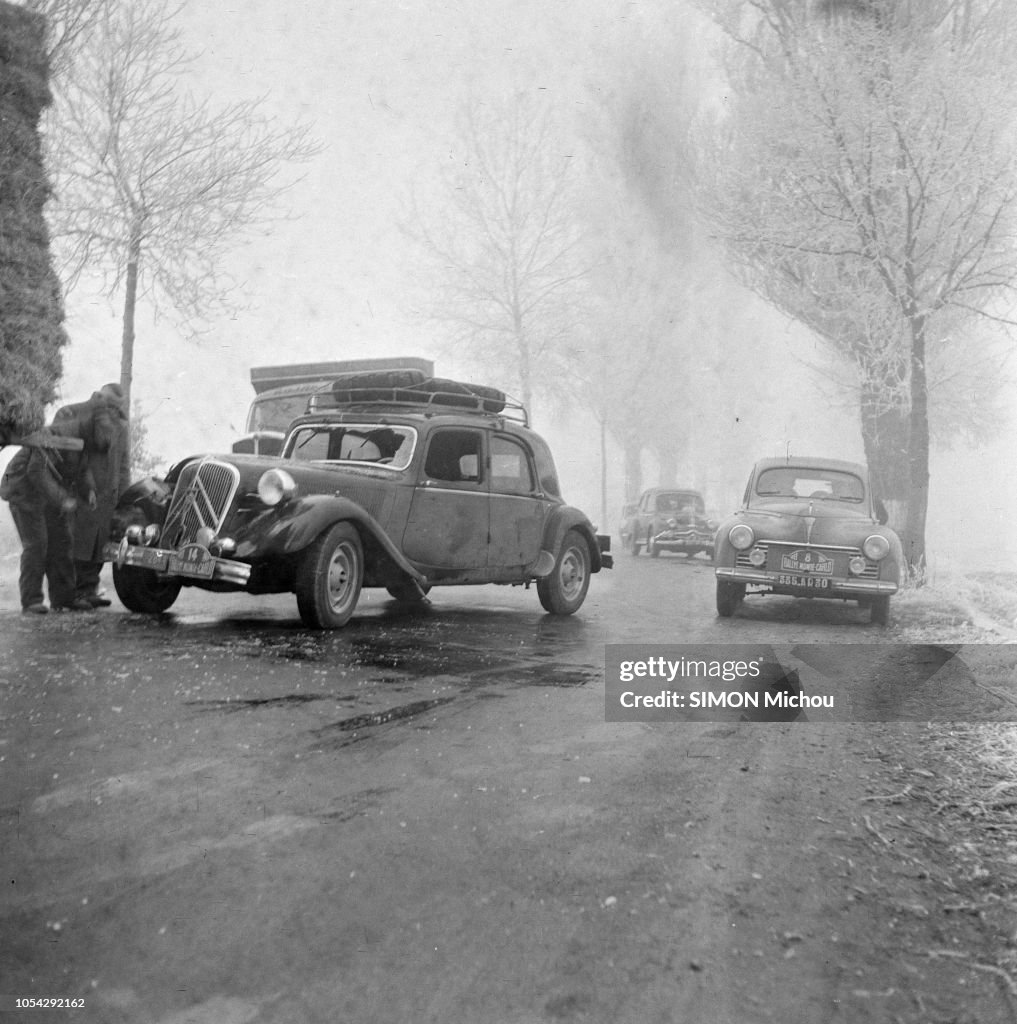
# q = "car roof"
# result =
<box><xmin>752</xmin><ymin>456</ymin><xmax>868</xmax><ymax>477</ymax></box>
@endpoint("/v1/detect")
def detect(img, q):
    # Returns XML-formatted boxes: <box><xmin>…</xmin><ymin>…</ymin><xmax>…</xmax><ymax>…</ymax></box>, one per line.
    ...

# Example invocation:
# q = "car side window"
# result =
<box><xmin>490</xmin><ymin>435</ymin><xmax>535</xmax><ymax>496</ymax></box>
<box><xmin>424</xmin><ymin>429</ymin><xmax>484</xmax><ymax>486</ymax></box>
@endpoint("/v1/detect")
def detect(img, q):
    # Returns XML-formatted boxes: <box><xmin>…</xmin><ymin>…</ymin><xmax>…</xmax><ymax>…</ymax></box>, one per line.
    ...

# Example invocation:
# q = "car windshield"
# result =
<box><xmin>655</xmin><ymin>492</ymin><xmax>703</xmax><ymax>513</ymax></box>
<box><xmin>754</xmin><ymin>468</ymin><xmax>865</xmax><ymax>502</ymax></box>
<box><xmin>285</xmin><ymin>424</ymin><xmax>417</xmax><ymax>469</ymax></box>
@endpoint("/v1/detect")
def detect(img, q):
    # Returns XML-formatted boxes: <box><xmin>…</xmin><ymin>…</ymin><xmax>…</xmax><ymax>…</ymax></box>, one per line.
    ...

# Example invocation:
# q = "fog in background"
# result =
<box><xmin>3</xmin><ymin>0</ymin><xmax>1014</xmax><ymax>573</ymax></box>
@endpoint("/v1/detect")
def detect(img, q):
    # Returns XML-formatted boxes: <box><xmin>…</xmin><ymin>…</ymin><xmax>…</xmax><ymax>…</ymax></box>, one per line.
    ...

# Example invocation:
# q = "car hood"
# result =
<box><xmin>734</xmin><ymin>499</ymin><xmax>882</xmax><ymax>545</ymax></box>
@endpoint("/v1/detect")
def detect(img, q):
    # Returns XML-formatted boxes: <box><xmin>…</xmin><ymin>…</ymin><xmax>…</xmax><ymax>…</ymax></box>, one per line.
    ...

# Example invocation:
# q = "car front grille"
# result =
<box><xmin>162</xmin><ymin>458</ymin><xmax>241</xmax><ymax>548</ymax></box>
<box><xmin>735</xmin><ymin>541</ymin><xmax>880</xmax><ymax>579</ymax></box>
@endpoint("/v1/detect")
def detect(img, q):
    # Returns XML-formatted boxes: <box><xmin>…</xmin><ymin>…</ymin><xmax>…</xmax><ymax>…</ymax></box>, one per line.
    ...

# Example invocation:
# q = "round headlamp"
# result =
<box><xmin>143</xmin><ymin>523</ymin><xmax>161</xmax><ymax>546</ymax></box>
<box><xmin>728</xmin><ymin>524</ymin><xmax>755</xmax><ymax>551</ymax></box>
<box><xmin>748</xmin><ymin>547</ymin><xmax>766</xmax><ymax>567</ymax></box>
<box><xmin>258</xmin><ymin>468</ymin><xmax>298</xmax><ymax>506</ymax></box>
<box><xmin>863</xmin><ymin>535</ymin><xmax>890</xmax><ymax>561</ymax></box>
<box><xmin>848</xmin><ymin>555</ymin><xmax>867</xmax><ymax>575</ymax></box>
<box><xmin>125</xmin><ymin>524</ymin><xmax>144</xmax><ymax>544</ymax></box>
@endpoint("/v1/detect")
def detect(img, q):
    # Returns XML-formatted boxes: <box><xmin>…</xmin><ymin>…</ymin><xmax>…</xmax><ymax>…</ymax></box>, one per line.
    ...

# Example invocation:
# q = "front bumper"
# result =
<box><xmin>104</xmin><ymin>540</ymin><xmax>252</xmax><ymax>586</ymax></box>
<box><xmin>715</xmin><ymin>565</ymin><xmax>897</xmax><ymax>596</ymax></box>
<box><xmin>652</xmin><ymin>529</ymin><xmax>713</xmax><ymax>550</ymax></box>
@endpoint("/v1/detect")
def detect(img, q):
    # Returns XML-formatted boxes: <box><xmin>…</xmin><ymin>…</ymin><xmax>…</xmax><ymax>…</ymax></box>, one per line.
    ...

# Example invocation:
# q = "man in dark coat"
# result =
<box><xmin>53</xmin><ymin>383</ymin><xmax>131</xmax><ymax>607</ymax></box>
<box><xmin>0</xmin><ymin>417</ymin><xmax>95</xmax><ymax>613</ymax></box>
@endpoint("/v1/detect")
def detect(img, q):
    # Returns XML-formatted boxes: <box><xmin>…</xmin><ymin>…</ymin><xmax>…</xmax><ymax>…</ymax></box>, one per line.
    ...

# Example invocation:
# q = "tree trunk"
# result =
<box><xmin>120</xmin><ymin>232</ymin><xmax>140</xmax><ymax>409</ymax></box>
<box><xmin>655</xmin><ymin>445</ymin><xmax>678</xmax><ymax>488</ymax></box>
<box><xmin>858</xmin><ymin>380</ymin><xmax>910</xmax><ymax>537</ymax></box>
<box><xmin>623</xmin><ymin>439</ymin><xmax>643</xmax><ymax>502</ymax></box>
<box><xmin>599</xmin><ymin>416</ymin><xmax>608</xmax><ymax>528</ymax></box>
<box><xmin>903</xmin><ymin>320</ymin><xmax>930</xmax><ymax>576</ymax></box>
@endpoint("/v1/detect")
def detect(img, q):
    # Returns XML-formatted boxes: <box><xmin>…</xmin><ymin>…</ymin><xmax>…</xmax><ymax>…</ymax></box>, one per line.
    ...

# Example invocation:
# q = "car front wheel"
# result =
<box><xmin>296</xmin><ymin>522</ymin><xmax>364</xmax><ymax>628</ymax></box>
<box><xmin>870</xmin><ymin>595</ymin><xmax>890</xmax><ymax>626</ymax></box>
<box><xmin>112</xmin><ymin>564</ymin><xmax>182</xmax><ymax>614</ymax></box>
<box><xmin>716</xmin><ymin>580</ymin><xmax>745</xmax><ymax>617</ymax></box>
<box><xmin>537</xmin><ymin>529</ymin><xmax>591</xmax><ymax>615</ymax></box>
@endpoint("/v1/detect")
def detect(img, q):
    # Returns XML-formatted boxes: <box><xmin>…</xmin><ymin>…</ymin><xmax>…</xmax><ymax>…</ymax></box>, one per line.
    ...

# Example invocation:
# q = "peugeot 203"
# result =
<box><xmin>713</xmin><ymin>457</ymin><xmax>902</xmax><ymax>625</ymax></box>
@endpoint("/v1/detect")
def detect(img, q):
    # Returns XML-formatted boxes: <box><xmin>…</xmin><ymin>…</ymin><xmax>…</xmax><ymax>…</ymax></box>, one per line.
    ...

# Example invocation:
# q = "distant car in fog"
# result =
<box><xmin>619</xmin><ymin>487</ymin><xmax>717</xmax><ymax>558</ymax></box>
<box><xmin>713</xmin><ymin>456</ymin><xmax>902</xmax><ymax>625</ymax></box>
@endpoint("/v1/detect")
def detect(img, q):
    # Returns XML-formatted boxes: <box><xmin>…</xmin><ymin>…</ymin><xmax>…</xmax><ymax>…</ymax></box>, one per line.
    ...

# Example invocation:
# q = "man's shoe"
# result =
<box><xmin>85</xmin><ymin>595</ymin><xmax>112</xmax><ymax>608</ymax></box>
<box><xmin>53</xmin><ymin>599</ymin><xmax>95</xmax><ymax>612</ymax></box>
<box><xmin>21</xmin><ymin>603</ymin><xmax>48</xmax><ymax>615</ymax></box>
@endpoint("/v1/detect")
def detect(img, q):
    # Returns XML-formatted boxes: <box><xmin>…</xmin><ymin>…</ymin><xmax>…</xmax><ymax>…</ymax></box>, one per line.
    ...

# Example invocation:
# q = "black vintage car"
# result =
<box><xmin>713</xmin><ymin>456</ymin><xmax>902</xmax><ymax>625</ymax></box>
<box><xmin>619</xmin><ymin>487</ymin><xmax>716</xmax><ymax>558</ymax></box>
<box><xmin>106</xmin><ymin>373</ymin><xmax>612</xmax><ymax>628</ymax></box>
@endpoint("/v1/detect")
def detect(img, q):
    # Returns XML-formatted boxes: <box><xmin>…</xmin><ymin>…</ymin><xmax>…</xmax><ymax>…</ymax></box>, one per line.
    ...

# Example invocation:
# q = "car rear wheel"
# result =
<box><xmin>647</xmin><ymin>537</ymin><xmax>660</xmax><ymax>557</ymax></box>
<box><xmin>112</xmin><ymin>564</ymin><xmax>182</xmax><ymax>614</ymax></box>
<box><xmin>296</xmin><ymin>522</ymin><xmax>363</xmax><ymax>628</ymax></box>
<box><xmin>870</xmin><ymin>595</ymin><xmax>890</xmax><ymax>626</ymax></box>
<box><xmin>716</xmin><ymin>580</ymin><xmax>745</xmax><ymax>617</ymax></box>
<box><xmin>537</xmin><ymin>529</ymin><xmax>591</xmax><ymax>615</ymax></box>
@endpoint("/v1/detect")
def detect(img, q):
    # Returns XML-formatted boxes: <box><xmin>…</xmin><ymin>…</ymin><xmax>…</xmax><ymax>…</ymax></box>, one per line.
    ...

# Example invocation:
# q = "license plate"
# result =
<box><xmin>776</xmin><ymin>574</ymin><xmax>829</xmax><ymax>589</ymax></box>
<box><xmin>168</xmin><ymin>543</ymin><xmax>215</xmax><ymax>579</ymax></box>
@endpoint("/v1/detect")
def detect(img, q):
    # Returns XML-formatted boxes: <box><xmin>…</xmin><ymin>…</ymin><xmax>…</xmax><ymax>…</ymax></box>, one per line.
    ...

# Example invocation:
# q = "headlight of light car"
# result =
<box><xmin>863</xmin><ymin>534</ymin><xmax>890</xmax><ymax>561</ymax></box>
<box><xmin>728</xmin><ymin>524</ymin><xmax>754</xmax><ymax>551</ymax></box>
<box><xmin>143</xmin><ymin>523</ymin><xmax>161</xmax><ymax>546</ymax></box>
<box><xmin>257</xmin><ymin>468</ymin><xmax>298</xmax><ymax>506</ymax></box>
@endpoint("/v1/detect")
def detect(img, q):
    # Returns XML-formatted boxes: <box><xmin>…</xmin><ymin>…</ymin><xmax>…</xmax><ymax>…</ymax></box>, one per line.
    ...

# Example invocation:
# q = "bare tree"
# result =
<box><xmin>697</xmin><ymin>0</ymin><xmax>1017</xmax><ymax>570</ymax></box>
<box><xmin>44</xmin><ymin>0</ymin><xmax>319</xmax><ymax>406</ymax></box>
<box><xmin>405</xmin><ymin>93</ymin><xmax>593</xmax><ymax>414</ymax></box>
<box><xmin>16</xmin><ymin>0</ymin><xmax>99</xmax><ymax>76</ymax></box>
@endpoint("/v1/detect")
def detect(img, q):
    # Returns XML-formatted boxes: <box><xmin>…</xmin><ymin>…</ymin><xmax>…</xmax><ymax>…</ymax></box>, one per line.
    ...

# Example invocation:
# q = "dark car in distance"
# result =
<box><xmin>106</xmin><ymin>371</ymin><xmax>612</xmax><ymax>628</ymax></box>
<box><xmin>619</xmin><ymin>487</ymin><xmax>716</xmax><ymax>558</ymax></box>
<box><xmin>713</xmin><ymin>456</ymin><xmax>902</xmax><ymax>625</ymax></box>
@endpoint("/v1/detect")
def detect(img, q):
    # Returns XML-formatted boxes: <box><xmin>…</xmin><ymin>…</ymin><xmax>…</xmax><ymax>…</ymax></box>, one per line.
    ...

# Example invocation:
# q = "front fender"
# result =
<box><xmin>235</xmin><ymin>494</ymin><xmax>425</xmax><ymax>582</ymax></box>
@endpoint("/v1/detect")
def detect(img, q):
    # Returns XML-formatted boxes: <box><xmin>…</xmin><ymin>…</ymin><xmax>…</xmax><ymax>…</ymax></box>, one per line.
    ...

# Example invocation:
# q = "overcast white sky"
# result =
<box><xmin>24</xmin><ymin>0</ymin><xmax>1017</xmax><ymax>568</ymax></box>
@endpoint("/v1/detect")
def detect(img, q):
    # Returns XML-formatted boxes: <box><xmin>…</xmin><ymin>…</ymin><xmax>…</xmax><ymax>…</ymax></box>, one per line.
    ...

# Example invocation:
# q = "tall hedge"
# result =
<box><xmin>0</xmin><ymin>1</ymin><xmax>66</xmax><ymax>443</ymax></box>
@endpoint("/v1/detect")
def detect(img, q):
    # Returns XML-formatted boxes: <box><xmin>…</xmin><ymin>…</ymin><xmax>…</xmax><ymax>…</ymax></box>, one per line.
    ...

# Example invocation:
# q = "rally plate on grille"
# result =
<box><xmin>168</xmin><ymin>543</ymin><xmax>215</xmax><ymax>579</ymax></box>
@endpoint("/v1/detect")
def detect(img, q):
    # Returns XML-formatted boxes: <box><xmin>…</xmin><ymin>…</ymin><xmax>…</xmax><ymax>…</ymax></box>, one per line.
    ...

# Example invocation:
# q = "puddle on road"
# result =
<box><xmin>185</xmin><ymin>693</ymin><xmax>355</xmax><ymax>713</ymax></box>
<box><xmin>483</xmin><ymin>664</ymin><xmax>599</xmax><ymax>688</ymax></box>
<box><xmin>312</xmin><ymin>695</ymin><xmax>458</xmax><ymax>748</ymax></box>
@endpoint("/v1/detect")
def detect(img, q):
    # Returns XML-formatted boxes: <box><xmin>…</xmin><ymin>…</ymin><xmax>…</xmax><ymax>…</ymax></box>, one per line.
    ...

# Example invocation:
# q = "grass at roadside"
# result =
<box><xmin>890</xmin><ymin>572</ymin><xmax>1017</xmax><ymax>643</ymax></box>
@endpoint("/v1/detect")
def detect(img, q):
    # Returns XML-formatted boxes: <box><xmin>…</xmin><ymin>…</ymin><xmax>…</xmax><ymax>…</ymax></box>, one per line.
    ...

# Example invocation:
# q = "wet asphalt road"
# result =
<box><xmin>3</xmin><ymin>551</ymin><xmax>1015</xmax><ymax>1023</ymax></box>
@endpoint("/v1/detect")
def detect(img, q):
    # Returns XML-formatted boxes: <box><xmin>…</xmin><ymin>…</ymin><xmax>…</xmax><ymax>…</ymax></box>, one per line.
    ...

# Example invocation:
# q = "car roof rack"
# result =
<box><xmin>308</xmin><ymin>376</ymin><xmax>529</xmax><ymax>426</ymax></box>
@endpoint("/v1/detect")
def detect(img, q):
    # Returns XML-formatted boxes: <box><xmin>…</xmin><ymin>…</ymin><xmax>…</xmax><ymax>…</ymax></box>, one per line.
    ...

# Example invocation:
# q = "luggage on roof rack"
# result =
<box><xmin>328</xmin><ymin>368</ymin><xmax>431</xmax><ymax>403</ymax></box>
<box><xmin>404</xmin><ymin>378</ymin><xmax>506</xmax><ymax>413</ymax></box>
<box><xmin>313</xmin><ymin>371</ymin><xmax>520</xmax><ymax>420</ymax></box>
